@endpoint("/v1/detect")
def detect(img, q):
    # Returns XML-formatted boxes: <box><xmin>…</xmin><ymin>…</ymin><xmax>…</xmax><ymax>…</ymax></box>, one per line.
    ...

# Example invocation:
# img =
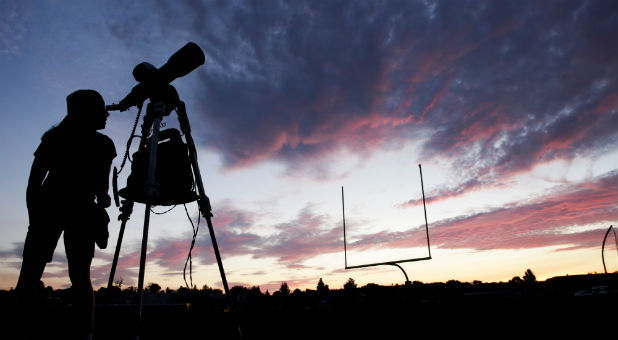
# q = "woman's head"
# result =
<box><xmin>65</xmin><ymin>89</ymin><xmax>109</xmax><ymax>130</ymax></box>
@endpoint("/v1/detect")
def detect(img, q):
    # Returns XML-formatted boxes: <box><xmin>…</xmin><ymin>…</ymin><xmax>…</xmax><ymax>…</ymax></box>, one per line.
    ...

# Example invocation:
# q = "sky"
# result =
<box><xmin>0</xmin><ymin>0</ymin><xmax>616</xmax><ymax>292</ymax></box>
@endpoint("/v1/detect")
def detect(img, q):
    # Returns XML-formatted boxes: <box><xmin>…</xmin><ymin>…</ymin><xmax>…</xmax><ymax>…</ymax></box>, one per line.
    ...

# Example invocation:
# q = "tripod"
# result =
<box><xmin>106</xmin><ymin>96</ymin><xmax>241</xmax><ymax>338</ymax></box>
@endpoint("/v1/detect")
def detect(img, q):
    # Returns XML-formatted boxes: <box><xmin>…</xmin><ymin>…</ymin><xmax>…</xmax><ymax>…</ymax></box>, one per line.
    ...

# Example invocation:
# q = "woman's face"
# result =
<box><xmin>67</xmin><ymin>90</ymin><xmax>110</xmax><ymax>130</ymax></box>
<box><xmin>85</xmin><ymin>102</ymin><xmax>109</xmax><ymax>130</ymax></box>
<box><xmin>92</xmin><ymin>108</ymin><xmax>110</xmax><ymax>130</ymax></box>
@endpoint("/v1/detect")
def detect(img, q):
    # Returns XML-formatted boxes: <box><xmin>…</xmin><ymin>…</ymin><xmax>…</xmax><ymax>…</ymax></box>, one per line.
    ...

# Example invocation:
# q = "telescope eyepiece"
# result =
<box><xmin>133</xmin><ymin>62</ymin><xmax>159</xmax><ymax>83</ymax></box>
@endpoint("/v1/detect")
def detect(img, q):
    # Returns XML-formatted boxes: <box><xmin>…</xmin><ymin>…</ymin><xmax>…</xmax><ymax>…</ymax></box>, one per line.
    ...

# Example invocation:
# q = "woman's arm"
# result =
<box><xmin>26</xmin><ymin>156</ymin><xmax>49</xmax><ymax>225</ymax></box>
<box><xmin>95</xmin><ymin>163</ymin><xmax>112</xmax><ymax>208</ymax></box>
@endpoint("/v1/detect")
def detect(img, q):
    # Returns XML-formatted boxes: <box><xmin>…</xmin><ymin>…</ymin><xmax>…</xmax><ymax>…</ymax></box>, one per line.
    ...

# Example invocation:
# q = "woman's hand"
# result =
<box><xmin>97</xmin><ymin>194</ymin><xmax>112</xmax><ymax>208</ymax></box>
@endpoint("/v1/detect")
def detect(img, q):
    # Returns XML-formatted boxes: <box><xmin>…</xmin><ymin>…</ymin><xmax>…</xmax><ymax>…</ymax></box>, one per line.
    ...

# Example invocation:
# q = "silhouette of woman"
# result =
<box><xmin>16</xmin><ymin>90</ymin><xmax>116</xmax><ymax>340</ymax></box>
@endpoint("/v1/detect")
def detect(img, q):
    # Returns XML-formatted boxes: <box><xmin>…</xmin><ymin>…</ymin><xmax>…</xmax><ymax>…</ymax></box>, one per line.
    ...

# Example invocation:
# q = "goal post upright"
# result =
<box><xmin>341</xmin><ymin>164</ymin><xmax>432</xmax><ymax>284</ymax></box>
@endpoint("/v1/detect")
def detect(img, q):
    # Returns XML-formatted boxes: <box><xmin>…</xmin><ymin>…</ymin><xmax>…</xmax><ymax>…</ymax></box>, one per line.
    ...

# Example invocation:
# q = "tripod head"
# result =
<box><xmin>107</xmin><ymin>42</ymin><xmax>205</xmax><ymax>112</ymax></box>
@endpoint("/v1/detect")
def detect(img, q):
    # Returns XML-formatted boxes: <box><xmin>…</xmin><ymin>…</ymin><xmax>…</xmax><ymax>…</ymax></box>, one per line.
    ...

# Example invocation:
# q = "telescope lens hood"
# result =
<box><xmin>159</xmin><ymin>42</ymin><xmax>205</xmax><ymax>83</ymax></box>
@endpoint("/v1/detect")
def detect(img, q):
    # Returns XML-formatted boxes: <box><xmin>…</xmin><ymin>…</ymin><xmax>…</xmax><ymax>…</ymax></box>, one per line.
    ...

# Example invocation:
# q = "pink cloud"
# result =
<box><xmin>250</xmin><ymin>206</ymin><xmax>341</xmax><ymax>264</ymax></box>
<box><xmin>361</xmin><ymin>171</ymin><xmax>617</xmax><ymax>251</ymax></box>
<box><xmin>104</xmin><ymin>168</ymin><xmax>612</xmax><ymax>283</ymax></box>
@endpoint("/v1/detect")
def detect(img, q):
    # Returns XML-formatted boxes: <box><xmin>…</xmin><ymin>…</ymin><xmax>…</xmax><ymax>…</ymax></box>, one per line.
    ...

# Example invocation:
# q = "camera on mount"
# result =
<box><xmin>110</xmin><ymin>42</ymin><xmax>206</xmax><ymax>206</ymax></box>
<box><xmin>118</xmin><ymin>128</ymin><xmax>198</xmax><ymax>206</ymax></box>
<box><xmin>107</xmin><ymin>42</ymin><xmax>205</xmax><ymax>113</ymax></box>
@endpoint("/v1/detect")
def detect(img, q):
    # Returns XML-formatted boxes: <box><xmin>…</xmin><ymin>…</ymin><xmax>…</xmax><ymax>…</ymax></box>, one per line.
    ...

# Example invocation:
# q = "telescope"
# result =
<box><xmin>106</xmin><ymin>42</ymin><xmax>205</xmax><ymax>112</ymax></box>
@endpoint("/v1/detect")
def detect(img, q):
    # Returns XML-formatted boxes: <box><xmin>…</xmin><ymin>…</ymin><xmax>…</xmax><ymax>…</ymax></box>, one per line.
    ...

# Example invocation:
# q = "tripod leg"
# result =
<box><xmin>177</xmin><ymin>102</ymin><xmax>242</xmax><ymax>338</ymax></box>
<box><xmin>107</xmin><ymin>220</ymin><xmax>126</xmax><ymax>290</ymax></box>
<box><xmin>107</xmin><ymin>201</ymin><xmax>134</xmax><ymax>289</ymax></box>
<box><xmin>135</xmin><ymin>203</ymin><xmax>152</xmax><ymax>334</ymax></box>
<box><xmin>135</xmin><ymin>104</ymin><xmax>164</xmax><ymax>338</ymax></box>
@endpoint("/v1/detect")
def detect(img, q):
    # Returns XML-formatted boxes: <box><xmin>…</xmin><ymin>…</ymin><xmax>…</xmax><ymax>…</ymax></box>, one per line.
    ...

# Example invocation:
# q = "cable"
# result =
<box><xmin>117</xmin><ymin>106</ymin><xmax>143</xmax><ymax>174</ymax></box>
<box><xmin>150</xmin><ymin>205</ymin><xmax>177</xmax><ymax>215</ymax></box>
<box><xmin>183</xmin><ymin>203</ymin><xmax>200</xmax><ymax>289</ymax></box>
<box><xmin>183</xmin><ymin>203</ymin><xmax>199</xmax><ymax>289</ymax></box>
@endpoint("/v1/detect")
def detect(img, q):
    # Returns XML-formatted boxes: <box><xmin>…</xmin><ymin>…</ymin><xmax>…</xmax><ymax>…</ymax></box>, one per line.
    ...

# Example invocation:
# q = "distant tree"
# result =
<box><xmin>317</xmin><ymin>278</ymin><xmax>330</xmax><ymax>295</ymax></box>
<box><xmin>231</xmin><ymin>286</ymin><xmax>249</xmax><ymax>294</ymax></box>
<box><xmin>247</xmin><ymin>286</ymin><xmax>262</xmax><ymax>299</ymax></box>
<box><xmin>230</xmin><ymin>286</ymin><xmax>249</xmax><ymax>304</ymax></box>
<box><xmin>473</xmin><ymin>280</ymin><xmax>483</xmax><ymax>286</ymax></box>
<box><xmin>362</xmin><ymin>283</ymin><xmax>380</xmax><ymax>294</ymax></box>
<box><xmin>200</xmin><ymin>284</ymin><xmax>222</xmax><ymax>295</ymax></box>
<box><xmin>177</xmin><ymin>286</ymin><xmax>190</xmax><ymax>294</ymax></box>
<box><xmin>510</xmin><ymin>276</ymin><xmax>523</xmax><ymax>284</ymax></box>
<box><xmin>279</xmin><ymin>282</ymin><xmax>290</xmax><ymax>295</ymax></box>
<box><xmin>147</xmin><ymin>282</ymin><xmax>161</xmax><ymax>294</ymax></box>
<box><xmin>523</xmin><ymin>269</ymin><xmax>536</xmax><ymax>284</ymax></box>
<box><xmin>344</xmin><ymin>278</ymin><xmax>357</xmax><ymax>291</ymax></box>
<box><xmin>245</xmin><ymin>286</ymin><xmax>265</xmax><ymax>308</ymax></box>
<box><xmin>114</xmin><ymin>277</ymin><xmax>123</xmax><ymax>289</ymax></box>
<box><xmin>231</xmin><ymin>285</ymin><xmax>250</xmax><ymax>303</ymax></box>
<box><xmin>43</xmin><ymin>283</ymin><xmax>53</xmax><ymax>296</ymax></box>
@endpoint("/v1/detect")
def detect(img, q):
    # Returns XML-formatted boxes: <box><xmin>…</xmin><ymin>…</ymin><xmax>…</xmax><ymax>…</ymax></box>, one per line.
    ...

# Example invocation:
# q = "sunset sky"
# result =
<box><xmin>0</xmin><ymin>0</ymin><xmax>616</xmax><ymax>292</ymax></box>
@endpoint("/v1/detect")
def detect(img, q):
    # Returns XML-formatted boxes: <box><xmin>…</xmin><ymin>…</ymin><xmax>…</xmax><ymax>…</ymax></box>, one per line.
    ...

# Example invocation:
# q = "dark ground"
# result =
<box><xmin>2</xmin><ymin>273</ymin><xmax>616</xmax><ymax>339</ymax></box>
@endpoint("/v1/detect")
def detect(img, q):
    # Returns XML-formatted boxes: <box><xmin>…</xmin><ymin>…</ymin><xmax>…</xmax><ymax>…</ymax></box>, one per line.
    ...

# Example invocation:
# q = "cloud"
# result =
<box><xmin>211</xmin><ymin>201</ymin><xmax>261</xmax><ymax>231</ymax></box>
<box><xmin>135</xmin><ymin>203</ymin><xmax>340</xmax><ymax>273</ymax></box>
<box><xmin>102</xmin><ymin>1</ymin><xmax>617</xmax><ymax>189</ymax></box>
<box><xmin>0</xmin><ymin>1</ymin><xmax>27</xmax><ymax>56</ymax></box>
<box><xmin>250</xmin><ymin>205</ymin><xmax>341</xmax><ymax>264</ymax></box>
<box><xmin>354</xmin><ymin>170</ymin><xmax>618</xmax><ymax>252</ymax></box>
<box><xmin>147</xmin><ymin>168</ymin><xmax>616</xmax><ymax>273</ymax></box>
<box><xmin>0</xmin><ymin>241</ymin><xmax>24</xmax><ymax>267</ymax></box>
<box><xmin>397</xmin><ymin>177</ymin><xmax>484</xmax><ymax>208</ymax></box>
<box><xmin>160</xmin><ymin>1</ymin><xmax>615</xmax><ymax>182</ymax></box>
<box><xmin>212</xmin><ymin>204</ymin><xmax>339</xmax><ymax>266</ymax></box>
<box><xmin>2</xmin><ymin>172</ymin><xmax>613</xmax><ymax>288</ymax></box>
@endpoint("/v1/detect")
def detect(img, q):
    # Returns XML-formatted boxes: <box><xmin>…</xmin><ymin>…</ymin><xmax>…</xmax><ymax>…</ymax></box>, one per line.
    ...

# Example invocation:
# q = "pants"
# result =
<box><xmin>21</xmin><ymin>223</ymin><xmax>95</xmax><ymax>263</ymax></box>
<box><xmin>16</xmin><ymin>221</ymin><xmax>96</xmax><ymax>337</ymax></box>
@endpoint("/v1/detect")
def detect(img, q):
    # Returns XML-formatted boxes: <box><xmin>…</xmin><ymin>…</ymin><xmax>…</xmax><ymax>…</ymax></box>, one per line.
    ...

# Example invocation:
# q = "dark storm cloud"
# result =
<box><xmin>172</xmin><ymin>0</ymin><xmax>425</xmax><ymax>170</ymax></box>
<box><xmin>106</xmin><ymin>0</ymin><xmax>616</xmax><ymax>183</ymax></box>
<box><xmin>406</xmin><ymin>0</ymin><xmax>617</xmax><ymax>198</ymax></box>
